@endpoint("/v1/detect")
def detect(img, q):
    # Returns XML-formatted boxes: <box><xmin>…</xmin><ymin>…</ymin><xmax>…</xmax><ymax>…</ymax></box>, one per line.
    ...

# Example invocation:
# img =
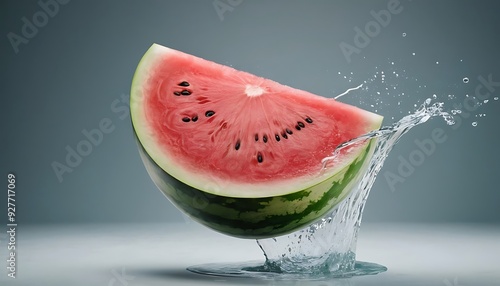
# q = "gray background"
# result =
<box><xmin>1</xmin><ymin>0</ymin><xmax>499</xmax><ymax>226</ymax></box>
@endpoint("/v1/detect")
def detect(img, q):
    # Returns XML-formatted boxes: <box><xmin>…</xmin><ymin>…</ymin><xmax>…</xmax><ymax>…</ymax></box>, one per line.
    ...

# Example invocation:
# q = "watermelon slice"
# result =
<box><xmin>131</xmin><ymin>44</ymin><xmax>383</xmax><ymax>238</ymax></box>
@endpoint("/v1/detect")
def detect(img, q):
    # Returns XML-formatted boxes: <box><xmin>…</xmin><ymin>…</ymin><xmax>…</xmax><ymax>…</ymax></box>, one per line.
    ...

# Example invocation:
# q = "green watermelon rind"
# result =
<box><xmin>136</xmin><ymin>129</ymin><xmax>377</xmax><ymax>238</ymax></box>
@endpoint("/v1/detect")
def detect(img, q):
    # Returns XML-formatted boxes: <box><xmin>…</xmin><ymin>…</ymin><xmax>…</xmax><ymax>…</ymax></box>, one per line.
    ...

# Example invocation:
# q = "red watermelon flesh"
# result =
<box><xmin>131</xmin><ymin>44</ymin><xmax>383</xmax><ymax>199</ymax></box>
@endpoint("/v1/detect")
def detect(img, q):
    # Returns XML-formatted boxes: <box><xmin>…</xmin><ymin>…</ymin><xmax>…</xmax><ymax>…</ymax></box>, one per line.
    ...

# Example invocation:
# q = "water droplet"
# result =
<box><xmin>472</xmin><ymin>121</ymin><xmax>478</xmax><ymax>127</ymax></box>
<box><xmin>402</xmin><ymin>32</ymin><xmax>407</xmax><ymax>37</ymax></box>
<box><xmin>494</xmin><ymin>97</ymin><xmax>499</xmax><ymax>101</ymax></box>
<box><xmin>436</xmin><ymin>61</ymin><xmax>439</xmax><ymax>65</ymax></box>
<box><xmin>432</xmin><ymin>94</ymin><xmax>437</xmax><ymax>99</ymax></box>
<box><xmin>391</xmin><ymin>62</ymin><xmax>395</xmax><ymax>65</ymax></box>
<box><xmin>463</xmin><ymin>77</ymin><xmax>469</xmax><ymax>83</ymax></box>
<box><xmin>484</xmin><ymin>99</ymin><xmax>489</xmax><ymax>103</ymax></box>
<box><xmin>412</xmin><ymin>52</ymin><xmax>416</xmax><ymax>56</ymax></box>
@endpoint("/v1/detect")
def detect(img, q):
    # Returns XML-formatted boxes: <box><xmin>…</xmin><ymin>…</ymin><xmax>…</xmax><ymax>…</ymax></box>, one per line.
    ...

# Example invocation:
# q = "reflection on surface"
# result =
<box><xmin>1</xmin><ymin>223</ymin><xmax>498</xmax><ymax>286</ymax></box>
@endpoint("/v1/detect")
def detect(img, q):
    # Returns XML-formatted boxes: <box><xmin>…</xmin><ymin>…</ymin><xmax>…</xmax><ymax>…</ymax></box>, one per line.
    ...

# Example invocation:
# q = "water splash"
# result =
<box><xmin>251</xmin><ymin>98</ymin><xmax>453</xmax><ymax>278</ymax></box>
<box><xmin>321</xmin><ymin>98</ymin><xmax>452</xmax><ymax>170</ymax></box>
<box><xmin>334</xmin><ymin>84</ymin><xmax>364</xmax><ymax>100</ymax></box>
<box><xmin>188</xmin><ymin>98</ymin><xmax>455</xmax><ymax>279</ymax></box>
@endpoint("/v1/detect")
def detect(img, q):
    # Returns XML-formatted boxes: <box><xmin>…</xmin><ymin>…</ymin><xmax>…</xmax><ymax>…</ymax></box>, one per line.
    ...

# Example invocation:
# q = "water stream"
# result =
<box><xmin>188</xmin><ymin>98</ymin><xmax>455</xmax><ymax>279</ymax></box>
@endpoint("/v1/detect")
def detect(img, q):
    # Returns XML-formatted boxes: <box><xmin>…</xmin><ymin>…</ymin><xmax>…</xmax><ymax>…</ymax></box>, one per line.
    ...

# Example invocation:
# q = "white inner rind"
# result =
<box><xmin>131</xmin><ymin>43</ymin><xmax>383</xmax><ymax>198</ymax></box>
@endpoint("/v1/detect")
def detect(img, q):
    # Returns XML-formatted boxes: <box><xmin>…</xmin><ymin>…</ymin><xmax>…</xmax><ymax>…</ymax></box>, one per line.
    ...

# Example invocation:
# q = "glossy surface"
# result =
<box><xmin>2</xmin><ymin>223</ymin><xmax>498</xmax><ymax>286</ymax></box>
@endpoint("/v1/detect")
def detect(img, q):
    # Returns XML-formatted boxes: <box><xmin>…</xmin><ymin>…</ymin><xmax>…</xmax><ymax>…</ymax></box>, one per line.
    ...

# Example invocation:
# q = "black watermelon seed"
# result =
<box><xmin>182</xmin><ymin>117</ymin><xmax>190</xmax><ymax>122</ymax></box>
<box><xmin>305</xmin><ymin>117</ymin><xmax>313</xmax><ymax>124</ymax></box>
<box><xmin>181</xmin><ymin>90</ymin><xmax>191</xmax><ymax>96</ymax></box>
<box><xmin>257</xmin><ymin>152</ymin><xmax>263</xmax><ymax>163</ymax></box>
<box><xmin>192</xmin><ymin>115</ymin><xmax>198</xmax><ymax>122</ymax></box>
<box><xmin>275</xmin><ymin>134</ymin><xmax>281</xmax><ymax>142</ymax></box>
<box><xmin>286</xmin><ymin>128</ymin><xmax>293</xmax><ymax>135</ymax></box>
<box><xmin>297</xmin><ymin>121</ymin><xmax>305</xmax><ymax>128</ymax></box>
<box><xmin>281</xmin><ymin>132</ymin><xmax>288</xmax><ymax>139</ymax></box>
<box><xmin>178</xmin><ymin>81</ymin><xmax>190</xmax><ymax>87</ymax></box>
<box><xmin>174</xmin><ymin>91</ymin><xmax>181</xmax><ymax>96</ymax></box>
<box><xmin>255</xmin><ymin>134</ymin><xmax>259</xmax><ymax>142</ymax></box>
<box><xmin>263</xmin><ymin>135</ymin><xmax>268</xmax><ymax>143</ymax></box>
<box><xmin>235</xmin><ymin>140</ymin><xmax>241</xmax><ymax>150</ymax></box>
<box><xmin>205</xmin><ymin>110</ymin><xmax>215</xmax><ymax>117</ymax></box>
<box><xmin>295</xmin><ymin>125</ymin><xmax>301</xmax><ymax>131</ymax></box>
